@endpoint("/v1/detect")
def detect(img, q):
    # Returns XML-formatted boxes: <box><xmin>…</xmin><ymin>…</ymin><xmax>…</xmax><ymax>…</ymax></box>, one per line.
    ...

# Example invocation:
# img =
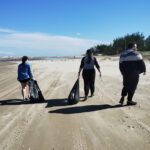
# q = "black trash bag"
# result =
<box><xmin>28</xmin><ymin>79</ymin><xmax>45</xmax><ymax>103</ymax></box>
<box><xmin>68</xmin><ymin>79</ymin><xmax>80</xmax><ymax>105</ymax></box>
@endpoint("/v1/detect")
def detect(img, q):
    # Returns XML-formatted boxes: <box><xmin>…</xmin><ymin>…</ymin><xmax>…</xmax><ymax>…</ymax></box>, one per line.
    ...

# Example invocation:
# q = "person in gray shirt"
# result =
<box><xmin>78</xmin><ymin>49</ymin><xmax>101</xmax><ymax>101</ymax></box>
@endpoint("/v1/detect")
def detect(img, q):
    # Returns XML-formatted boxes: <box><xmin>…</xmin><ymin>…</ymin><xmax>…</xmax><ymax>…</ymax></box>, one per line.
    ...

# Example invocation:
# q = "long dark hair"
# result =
<box><xmin>22</xmin><ymin>56</ymin><xmax>28</xmax><ymax>64</ymax></box>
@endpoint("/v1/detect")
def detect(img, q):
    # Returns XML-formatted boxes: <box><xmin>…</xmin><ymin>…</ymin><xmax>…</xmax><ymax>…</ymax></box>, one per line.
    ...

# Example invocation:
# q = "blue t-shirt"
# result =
<box><xmin>18</xmin><ymin>63</ymin><xmax>33</xmax><ymax>81</ymax></box>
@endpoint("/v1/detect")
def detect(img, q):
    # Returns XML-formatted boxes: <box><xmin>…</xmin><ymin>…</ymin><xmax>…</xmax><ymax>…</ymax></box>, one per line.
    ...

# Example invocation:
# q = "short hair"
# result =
<box><xmin>22</xmin><ymin>56</ymin><xmax>28</xmax><ymax>64</ymax></box>
<box><xmin>127</xmin><ymin>43</ymin><xmax>134</xmax><ymax>49</ymax></box>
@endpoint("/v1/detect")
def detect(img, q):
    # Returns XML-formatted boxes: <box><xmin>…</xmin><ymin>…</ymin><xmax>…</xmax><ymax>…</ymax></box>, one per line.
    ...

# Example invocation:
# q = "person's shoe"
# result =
<box><xmin>90</xmin><ymin>93</ymin><xmax>94</xmax><ymax>97</ymax></box>
<box><xmin>83</xmin><ymin>95</ymin><xmax>88</xmax><ymax>101</ymax></box>
<box><xmin>119</xmin><ymin>96</ymin><xmax>124</xmax><ymax>105</ymax></box>
<box><xmin>127</xmin><ymin>101</ymin><xmax>137</xmax><ymax>106</ymax></box>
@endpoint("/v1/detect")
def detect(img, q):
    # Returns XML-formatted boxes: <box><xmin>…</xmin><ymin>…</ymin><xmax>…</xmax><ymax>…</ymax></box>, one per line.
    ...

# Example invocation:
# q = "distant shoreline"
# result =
<box><xmin>0</xmin><ymin>56</ymin><xmax>83</xmax><ymax>62</ymax></box>
<box><xmin>0</xmin><ymin>54</ymin><xmax>149</xmax><ymax>62</ymax></box>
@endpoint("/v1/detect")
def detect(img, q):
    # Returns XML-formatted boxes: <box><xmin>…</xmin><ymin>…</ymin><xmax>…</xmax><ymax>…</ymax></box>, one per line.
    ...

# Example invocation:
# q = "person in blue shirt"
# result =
<box><xmin>18</xmin><ymin>56</ymin><xmax>33</xmax><ymax>100</ymax></box>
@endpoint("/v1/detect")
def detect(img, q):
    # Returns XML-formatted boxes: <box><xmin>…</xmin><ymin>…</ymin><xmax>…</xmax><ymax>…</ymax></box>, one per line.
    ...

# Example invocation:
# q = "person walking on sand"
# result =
<box><xmin>119</xmin><ymin>43</ymin><xmax>146</xmax><ymax>105</ymax></box>
<box><xmin>17</xmin><ymin>56</ymin><xmax>33</xmax><ymax>100</ymax></box>
<box><xmin>78</xmin><ymin>49</ymin><xmax>101</xmax><ymax>101</ymax></box>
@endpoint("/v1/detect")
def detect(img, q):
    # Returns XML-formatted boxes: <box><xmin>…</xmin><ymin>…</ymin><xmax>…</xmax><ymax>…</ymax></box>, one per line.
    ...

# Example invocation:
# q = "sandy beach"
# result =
<box><xmin>0</xmin><ymin>57</ymin><xmax>150</xmax><ymax>150</ymax></box>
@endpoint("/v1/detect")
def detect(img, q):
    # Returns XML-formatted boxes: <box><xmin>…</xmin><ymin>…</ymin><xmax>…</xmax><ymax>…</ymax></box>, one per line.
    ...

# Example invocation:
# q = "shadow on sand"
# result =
<box><xmin>0</xmin><ymin>99</ymin><xmax>46</xmax><ymax>105</ymax></box>
<box><xmin>0</xmin><ymin>98</ymin><xmax>79</xmax><ymax>106</ymax></box>
<box><xmin>0</xmin><ymin>98</ymin><xmax>128</xmax><ymax>114</ymax></box>
<box><xmin>45</xmin><ymin>97</ymin><xmax>85</xmax><ymax>108</ymax></box>
<box><xmin>49</xmin><ymin>104</ymin><xmax>128</xmax><ymax>114</ymax></box>
<box><xmin>0</xmin><ymin>97</ymin><xmax>84</xmax><ymax>106</ymax></box>
<box><xmin>45</xmin><ymin>98</ymin><xmax>68</xmax><ymax>108</ymax></box>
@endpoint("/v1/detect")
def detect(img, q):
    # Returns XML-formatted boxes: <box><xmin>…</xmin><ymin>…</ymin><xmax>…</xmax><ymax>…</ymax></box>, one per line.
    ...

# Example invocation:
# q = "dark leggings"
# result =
<box><xmin>82</xmin><ymin>69</ymin><xmax>95</xmax><ymax>96</ymax></box>
<box><xmin>121</xmin><ymin>74</ymin><xmax>139</xmax><ymax>101</ymax></box>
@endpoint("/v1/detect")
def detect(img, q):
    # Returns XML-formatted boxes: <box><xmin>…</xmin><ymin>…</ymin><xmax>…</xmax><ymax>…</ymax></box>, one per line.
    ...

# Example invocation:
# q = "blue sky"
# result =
<box><xmin>0</xmin><ymin>0</ymin><xmax>150</xmax><ymax>56</ymax></box>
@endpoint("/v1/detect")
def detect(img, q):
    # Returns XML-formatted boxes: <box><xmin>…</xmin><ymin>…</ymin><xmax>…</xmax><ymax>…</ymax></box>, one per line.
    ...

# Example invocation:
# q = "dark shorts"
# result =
<box><xmin>19</xmin><ymin>78</ymin><xmax>30</xmax><ymax>83</ymax></box>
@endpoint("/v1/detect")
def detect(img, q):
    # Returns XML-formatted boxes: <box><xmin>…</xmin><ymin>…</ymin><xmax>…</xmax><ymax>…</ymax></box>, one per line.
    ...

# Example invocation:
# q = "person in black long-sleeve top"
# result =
<box><xmin>78</xmin><ymin>49</ymin><xmax>101</xmax><ymax>101</ymax></box>
<box><xmin>119</xmin><ymin>43</ymin><xmax>146</xmax><ymax>105</ymax></box>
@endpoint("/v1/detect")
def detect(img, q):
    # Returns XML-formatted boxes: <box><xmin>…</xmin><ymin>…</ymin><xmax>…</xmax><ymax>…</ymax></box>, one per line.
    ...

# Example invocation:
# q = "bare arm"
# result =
<box><xmin>94</xmin><ymin>58</ymin><xmax>101</xmax><ymax>77</ymax></box>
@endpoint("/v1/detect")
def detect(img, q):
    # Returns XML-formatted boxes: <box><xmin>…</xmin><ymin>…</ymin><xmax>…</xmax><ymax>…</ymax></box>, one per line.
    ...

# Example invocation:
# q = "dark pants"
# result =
<box><xmin>82</xmin><ymin>69</ymin><xmax>95</xmax><ymax>96</ymax></box>
<box><xmin>121</xmin><ymin>74</ymin><xmax>139</xmax><ymax>102</ymax></box>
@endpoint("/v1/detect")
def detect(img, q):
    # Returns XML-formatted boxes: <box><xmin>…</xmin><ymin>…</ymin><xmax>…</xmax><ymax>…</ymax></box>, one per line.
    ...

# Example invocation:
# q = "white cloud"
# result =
<box><xmin>0</xmin><ymin>28</ymin><xmax>102</xmax><ymax>56</ymax></box>
<box><xmin>0</xmin><ymin>28</ymin><xmax>16</xmax><ymax>33</ymax></box>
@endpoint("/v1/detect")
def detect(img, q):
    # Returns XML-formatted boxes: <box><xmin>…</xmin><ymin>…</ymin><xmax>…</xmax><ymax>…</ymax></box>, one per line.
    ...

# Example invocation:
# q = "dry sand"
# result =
<box><xmin>0</xmin><ymin>57</ymin><xmax>150</xmax><ymax>150</ymax></box>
